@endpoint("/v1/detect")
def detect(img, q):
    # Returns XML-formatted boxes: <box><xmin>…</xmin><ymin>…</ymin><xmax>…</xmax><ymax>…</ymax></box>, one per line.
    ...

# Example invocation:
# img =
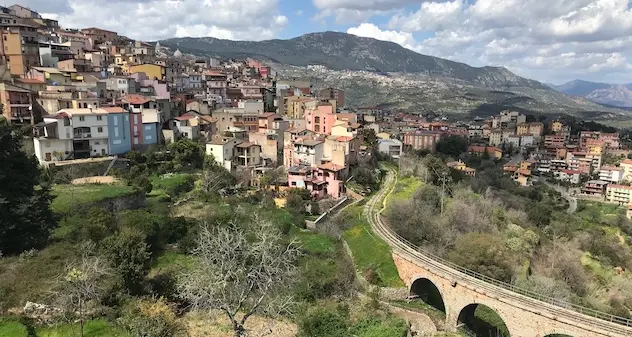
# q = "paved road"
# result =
<box><xmin>540</xmin><ymin>179</ymin><xmax>578</xmax><ymax>214</ymax></box>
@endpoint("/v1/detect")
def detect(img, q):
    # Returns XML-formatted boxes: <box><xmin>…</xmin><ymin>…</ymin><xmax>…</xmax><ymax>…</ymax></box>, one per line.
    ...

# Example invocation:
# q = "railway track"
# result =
<box><xmin>366</xmin><ymin>168</ymin><xmax>632</xmax><ymax>336</ymax></box>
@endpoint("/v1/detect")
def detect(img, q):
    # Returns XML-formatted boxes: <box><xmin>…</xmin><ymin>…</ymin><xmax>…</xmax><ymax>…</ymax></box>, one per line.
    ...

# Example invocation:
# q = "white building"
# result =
<box><xmin>599</xmin><ymin>166</ymin><xmax>623</xmax><ymax>183</ymax></box>
<box><xmin>520</xmin><ymin>135</ymin><xmax>535</xmax><ymax>147</ymax></box>
<box><xmin>553</xmin><ymin>169</ymin><xmax>581</xmax><ymax>185</ymax></box>
<box><xmin>32</xmin><ymin>108</ymin><xmax>110</xmax><ymax>164</ymax></box>
<box><xmin>504</xmin><ymin>134</ymin><xmax>520</xmax><ymax>148</ymax></box>
<box><xmin>378</xmin><ymin>139</ymin><xmax>403</xmax><ymax>159</ymax></box>
<box><xmin>489</xmin><ymin>130</ymin><xmax>502</xmax><ymax>146</ymax></box>
<box><xmin>205</xmin><ymin>136</ymin><xmax>241</xmax><ymax>171</ymax></box>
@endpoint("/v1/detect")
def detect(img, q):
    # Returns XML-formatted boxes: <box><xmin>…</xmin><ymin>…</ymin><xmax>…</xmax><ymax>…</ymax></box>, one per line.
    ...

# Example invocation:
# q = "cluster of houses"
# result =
<box><xmin>0</xmin><ymin>4</ymin><xmax>390</xmax><ymax>200</ymax></box>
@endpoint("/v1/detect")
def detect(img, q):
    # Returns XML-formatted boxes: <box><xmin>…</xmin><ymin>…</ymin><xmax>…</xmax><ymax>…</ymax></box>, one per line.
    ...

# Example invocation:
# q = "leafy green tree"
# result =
<box><xmin>528</xmin><ymin>203</ymin><xmax>553</xmax><ymax>228</ymax></box>
<box><xmin>0</xmin><ymin>120</ymin><xmax>56</xmax><ymax>255</ymax></box>
<box><xmin>363</xmin><ymin>129</ymin><xmax>378</xmax><ymax>149</ymax></box>
<box><xmin>436</xmin><ymin>135</ymin><xmax>468</xmax><ymax>158</ymax></box>
<box><xmin>102</xmin><ymin>228</ymin><xmax>151</xmax><ymax>294</ymax></box>
<box><xmin>167</xmin><ymin>138</ymin><xmax>205</xmax><ymax>169</ymax></box>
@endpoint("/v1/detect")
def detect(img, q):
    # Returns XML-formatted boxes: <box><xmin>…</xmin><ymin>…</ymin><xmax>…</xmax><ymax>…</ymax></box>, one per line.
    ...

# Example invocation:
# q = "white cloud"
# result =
<box><xmin>364</xmin><ymin>0</ymin><xmax>632</xmax><ymax>83</ymax></box>
<box><xmin>347</xmin><ymin>23</ymin><xmax>421</xmax><ymax>51</ymax></box>
<box><xmin>29</xmin><ymin>0</ymin><xmax>287</xmax><ymax>41</ymax></box>
<box><xmin>389</xmin><ymin>0</ymin><xmax>464</xmax><ymax>32</ymax></box>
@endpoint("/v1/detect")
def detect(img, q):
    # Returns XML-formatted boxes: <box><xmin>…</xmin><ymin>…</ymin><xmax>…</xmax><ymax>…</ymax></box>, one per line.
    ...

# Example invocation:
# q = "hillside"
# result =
<box><xmin>161</xmin><ymin>32</ymin><xmax>630</xmax><ymax>118</ymax></box>
<box><xmin>553</xmin><ymin>80</ymin><xmax>632</xmax><ymax>108</ymax></box>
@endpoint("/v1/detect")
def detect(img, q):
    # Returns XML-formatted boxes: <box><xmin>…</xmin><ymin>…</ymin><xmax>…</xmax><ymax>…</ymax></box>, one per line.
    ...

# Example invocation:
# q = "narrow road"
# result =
<box><xmin>541</xmin><ymin>179</ymin><xmax>578</xmax><ymax>214</ymax></box>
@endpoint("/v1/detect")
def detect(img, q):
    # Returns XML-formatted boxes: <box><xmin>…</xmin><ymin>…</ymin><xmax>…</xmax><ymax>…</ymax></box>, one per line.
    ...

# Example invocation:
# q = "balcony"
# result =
<box><xmin>73</xmin><ymin>132</ymin><xmax>92</xmax><ymax>139</ymax></box>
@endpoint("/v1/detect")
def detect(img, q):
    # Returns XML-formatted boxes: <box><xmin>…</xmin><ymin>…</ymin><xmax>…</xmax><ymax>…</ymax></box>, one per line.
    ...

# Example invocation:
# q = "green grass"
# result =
<box><xmin>387</xmin><ymin>176</ymin><xmax>422</xmax><ymax>209</ymax></box>
<box><xmin>342</xmin><ymin>205</ymin><xmax>404</xmax><ymax>288</ymax></box>
<box><xmin>37</xmin><ymin>319</ymin><xmax>129</xmax><ymax>337</ymax></box>
<box><xmin>50</xmin><ymin>184</ymin><xmax>136</xmax><ymax>214</ymax></box>
<box><xmin>390</xmin><ymin>300</ymin><xmax>446</xmax><ymax>322</ymax></box>
<box><xmin>577</xmin><ymin>200</ymin><xmax>623</xmax><ymax>223</ymax></box>
<box><xmin>0</xmin><ymin>319</ymin><xmax>128</xmax><ymax>337</ymax></box>
<box><xmin>294</xmin><ymin>230</ymin><xmax>336</xmax><ymax>255</ymax></box>
<box><xmin>149</xmin><ymin>173</ymin><xmax>194</xmax><ymax>197</ymax></box>
<box><xmin>0</xmin><ymin>318</ymin><xmax>27</xmax><ymax>337</ymax></box>
<box><xmin>151</xmin><ymin>251</ymin><xmax>194</xmax><ymax>272</ymax></box>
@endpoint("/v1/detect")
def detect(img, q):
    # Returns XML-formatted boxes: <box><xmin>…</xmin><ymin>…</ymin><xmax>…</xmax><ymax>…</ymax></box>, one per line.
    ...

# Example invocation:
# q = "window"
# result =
<box><xmin>96</xmin><ymin>115</ymin><xmax>102</xmax><ymax>121</ymax></box>
<box><xmin>97</xmin><ymin>127</ymin><xmax>103</xmax><ymax>133</ymax></box>
<box><xmin>79</xmin><ymin>116</ymin><xmax>85</xmax><ymax>121</ymax></box>
<box><xmin>291</xmin><ymin>181</ymin><xmax>296</xmax><ymax>186</ymax></box>
<box><xmin>94</xmin><ymin>141</ymin><xmax>100</xmax><ymax>145</ymax></box>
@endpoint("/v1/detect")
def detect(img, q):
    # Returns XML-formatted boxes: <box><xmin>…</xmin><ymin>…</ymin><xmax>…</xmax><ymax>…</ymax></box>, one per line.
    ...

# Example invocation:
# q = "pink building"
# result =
<box><xmin>305</xmin><ymin>105</ymin><xmax>338</xmax><ymax>135</ymax></box>
<box><xmin>287</xmin><ymin>163</ymin><xmax>347</xmax><ymax>199</ymax></box>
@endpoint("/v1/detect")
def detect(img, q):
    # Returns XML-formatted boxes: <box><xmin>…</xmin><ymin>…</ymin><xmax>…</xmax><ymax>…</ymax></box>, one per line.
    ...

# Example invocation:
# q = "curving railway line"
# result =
<box><xmin>365</xmin><ymin>168</ymin><xmax>632</xmax><ymax>337</ymax></box>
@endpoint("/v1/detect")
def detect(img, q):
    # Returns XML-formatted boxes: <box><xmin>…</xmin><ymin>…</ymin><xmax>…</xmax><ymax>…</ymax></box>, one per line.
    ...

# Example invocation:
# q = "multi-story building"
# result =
<box><xmin>0</xmin><ymin>82</ymin><xmax>33</xmax><ymax>124</ymax></box>
<box><xmin>287</xmin><ymin>163</ymin><xmax>347</xmax><ymax>199</ymax></box>
<box><xmin>553</xmin><ymin>169</ymin><xmax>581</xmax><ymax>185</ymax></box>
<box><xmin>599</xmin><ymin>166</ymin><xmax>624</xmax><ymax>183</ymax></box>
<box><xmin>620</xmin><ymin>159</ymin><xmax>632</xmax><ymax>182</ymax></box>
<box><xmin>205</xmin><ymin>136</ymin><xmax>242</xmax><ymax>171</ymax></box>
<box><xmin>318</xmin><ymin>87</ymin><xmax>344</xmax><ymax>108</ymax></box>
<box><xmin>32</xmin><ymin>108</ymin><xmax>113</xmax><ymax>163</ymax></box>
<box><xmin>566</xmin><ymin>152</ymin><xmax>601</xmax><ymax>175</ymax></box>
<box><xmin>404</xmin><ymin>130</ymin><xmax>442</xmax><ymax>152</ymax></box>
<box><xmin>291</xmin><ymin>138</ymin><xmax>324</xmax><ymax>166</ymax></box>
<box><xmin>128</xmin><ymin>64</ymin><xmax>166</xmax><ymax>81</ymax></box>
<box><xmin>580</xmin><ymin>131</ymin><xmax>620</xmax><ymax>150</ymax></box>
<box><xmin>0</xmin><ymin>14</ymin><xmax>40</xmax><ymax>76</ymax></box>
<box><xmin>234</xmin><ymin>142</ymin><xmax>262</xmax><ymax>167</ymax></box>
<box><xmin>121</xmin><ymin>94</ymin><xmax>160</xmax><ymax>147</ymax></box>
<box><xmin>606</xmin><ymin>184</ymin><xmax>632</xmax><ymax>205</ymax></box>
<box><xmin>582</xmin><ymin>180</ymin><xmax>608</xmax><ymax>196</ymax></box>
<box><xmin>378</xmin><ymin>139</ymin><xmax>403</xmax><ymax>159</ymax></box>
<box><xmin>103</xmin><ymin>107</ymin><xmax>131</xmax><ymax>155</ymax></box>
<box><xmin>304</xmin><ymin>105</ymin><xmax>338</xmax><ymax>135</ymax></box>
<box><xmin>489</xmin><ymin>129</ymin><xmax>502</xmax><ymax>147</ymax></box>
<box><xmin>174</xmin><ymin>113</ymin><xmax>200</xmax><ymax>140</ymax></box>
<box><xmin>81</xmin><ymin>27</ymin><xmax>119</xmax><ymax>44</ymax></box>
<box><xmin>203</xmin><ymin>71</ymin><xmax>227</xmax><ymax>98</ymax></box>
<box><xmin>544</xmin><ymin>134</ymin><xmax>566</xmax><ymax>148</ymax></box>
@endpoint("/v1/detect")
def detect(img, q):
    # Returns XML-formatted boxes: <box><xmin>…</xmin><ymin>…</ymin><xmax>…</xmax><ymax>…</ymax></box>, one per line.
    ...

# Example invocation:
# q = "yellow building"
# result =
<box><xmin>128</xmin><ymin>63</ymin><xmax>166</xmax><ymax>80</ymax></box>
<box><xmin>517</xmin><ymin>124</ymin><xmax>530</xmax><ymax>136</ymax></box>
<box><xmin>519</xmin><ymin>161</ymin><xmax>532</xmax><ymax>171</ymax></box>
<box><xmin>621</xmin><ymin>159</ymin><xmax>632</xmax><ymax>181</ymax></box>
<box><xmin>587</xmin><ymin>144</ymin><xmax>603</xmax><ymax>155</ymax></box>
<box><xmin>552</xmin><ymin>120</ymin><xmax>563</xmax><ymax>132</ymax></box>
<box><xmin>528</xmin><ymin>122</ymin><xmax>544</xmax><ymax>136</ymax></box>
<box><xmin>0</xmin><ymin>21</ymin><xmax>40</xmax><ymax>76</ymax></box>
<box><xmin>606</xmin><ymin>184</ymin><xmax>632</xmax><ymax>204</ymax></box>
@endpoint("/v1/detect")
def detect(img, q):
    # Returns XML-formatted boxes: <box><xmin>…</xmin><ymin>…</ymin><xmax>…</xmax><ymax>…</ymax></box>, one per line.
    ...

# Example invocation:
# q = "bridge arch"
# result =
<box><xmin>457</xmin><ymin>303</ymin><xmax>510</xmax><ymax>337</ymax></box>
<box><xmin>409</xmin><ymin>277</ymin><xmax>446</xmax><ymax>313</ymax></box>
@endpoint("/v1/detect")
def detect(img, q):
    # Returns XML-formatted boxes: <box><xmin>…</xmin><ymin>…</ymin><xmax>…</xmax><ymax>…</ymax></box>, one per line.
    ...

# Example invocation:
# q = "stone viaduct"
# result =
<box><xmin>368</xmin><ymin>169</ymin><xmax>632</xmax><ymax>337</ymax></box>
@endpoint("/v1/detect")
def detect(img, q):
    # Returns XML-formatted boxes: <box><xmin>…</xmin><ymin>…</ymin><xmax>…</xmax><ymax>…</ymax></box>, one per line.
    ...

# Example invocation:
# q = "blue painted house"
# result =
<box><xmin>105</xmin><ymin>107</ymin><xmax>131</xmax><ymax>155</ymax></box>
<box><xmin>142</xmin><ymin>122</ymin><xmax>158</xmax><ymax>145</ymax></box>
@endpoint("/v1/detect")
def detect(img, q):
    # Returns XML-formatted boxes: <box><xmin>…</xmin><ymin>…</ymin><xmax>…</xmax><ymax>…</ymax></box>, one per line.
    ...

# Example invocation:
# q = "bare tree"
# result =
<box><xmin>200</xmin><ymin>166</ymin><xmax>235</xmax><ymax>194</ymax></box>
<box><xmin>178</xmin><ymin>217</ymin><xmax>301</xmax><ymax>337</ymax></box>
<box><xmin>52</xmin><ymin>242</ymin><xmax>110</xmax><ymax>337</ymax></box>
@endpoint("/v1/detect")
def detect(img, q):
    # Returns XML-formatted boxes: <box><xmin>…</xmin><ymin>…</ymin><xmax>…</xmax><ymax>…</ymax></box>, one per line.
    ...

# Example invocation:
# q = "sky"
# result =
<box><xmin>18</xmin><ymin>0</ymin><xmax>632</xmax><ymax>84</ymax></box>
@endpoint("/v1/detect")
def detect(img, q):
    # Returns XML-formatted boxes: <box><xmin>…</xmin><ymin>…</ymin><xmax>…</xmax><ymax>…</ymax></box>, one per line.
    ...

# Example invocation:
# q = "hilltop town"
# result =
<box><xmin>4</xmin><ymin>3</ymin><xmax>632</xmax><ymax>337</ymax></box>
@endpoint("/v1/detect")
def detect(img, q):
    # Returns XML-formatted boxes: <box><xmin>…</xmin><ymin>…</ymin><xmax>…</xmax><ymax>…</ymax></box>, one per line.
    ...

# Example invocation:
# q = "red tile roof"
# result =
<box><xmin>609</xmin><ymin>184</ymin><xmax>632</xmax><ymax>191</ymax></box>
<box><xmin>175</xmin><ymin>113</ymin><xmax>196</xmax><ymax>121</ymax></box>
<box><xmin>336</xmin><ymin>136</ymin><xmax>354</xmax><ymax>142</ymax></box>
<box><xmin>101</xmin><ymin>107</ymin><xmax>126</xmax><ymax>113</ymax></box>
<box><xmin>18</xmin><ymin>78</ymin><xmax>46</xmax><ymax>84</ymax></box>
<box><xmin>318</xmin><ymin>162</ymin><xmax>345</xmax><ymax>172</ymax></box>
<box><xmin>559</xmin><ymin>169</ymin><xmax>581</xmax><ymax>175</ymax></box>
<box><xmin>123</xmin><ymin>94</ymin><xmax>151</xmax><ymax>105</ymax></box>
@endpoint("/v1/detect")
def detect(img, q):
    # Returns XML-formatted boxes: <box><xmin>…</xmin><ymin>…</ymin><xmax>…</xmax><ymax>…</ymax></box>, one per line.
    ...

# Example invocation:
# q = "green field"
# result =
<box><xmin>294</xmin><ymin>230</ymin><xmax>336</xmax><ymax>255</ymax></box>
<box><xmin>387</xmin><ymin>176</ymin><xmax>423</xmax><ymax>206</ymax></box>
<box><xmin>50</xmin><ymin>184</ymin><xmax>136</xmax><ymax>214</ymax></box>
<box><xmin>0</xmin><ymin>319</ymin><xmax>129</xmax><ymax>337</ymax></box>
<box><xmin>342</xmin><ymin>205</ymin><xmax>404</xmax><ymax>288</ymax></box>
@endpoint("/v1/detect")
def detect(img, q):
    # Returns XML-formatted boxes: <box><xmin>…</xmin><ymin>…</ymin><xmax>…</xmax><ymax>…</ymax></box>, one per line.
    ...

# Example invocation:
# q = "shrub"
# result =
<box><xmin>121</xmin><ymin>298</ymin><xmax>186</xmax><ymax>337</ymax></box>
<box><xmin>299</xmin><ymin>307</ymin><xmax>347</xmax><ymax>337</ymax></box>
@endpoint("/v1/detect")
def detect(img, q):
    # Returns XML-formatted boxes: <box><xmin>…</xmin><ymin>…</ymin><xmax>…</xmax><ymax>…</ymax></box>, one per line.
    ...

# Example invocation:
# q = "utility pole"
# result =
<box><xmin>440</xmin><ymin>172</ymin><xmax>446</xmax><ymax>215</ymax></box>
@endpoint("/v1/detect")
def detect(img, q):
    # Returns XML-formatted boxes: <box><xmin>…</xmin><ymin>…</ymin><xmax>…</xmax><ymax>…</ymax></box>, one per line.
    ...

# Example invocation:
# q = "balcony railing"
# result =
<box><xmin>73</xmin><ymin>133</ymin><xmax>92</xmax><ymax>139</ymax></box>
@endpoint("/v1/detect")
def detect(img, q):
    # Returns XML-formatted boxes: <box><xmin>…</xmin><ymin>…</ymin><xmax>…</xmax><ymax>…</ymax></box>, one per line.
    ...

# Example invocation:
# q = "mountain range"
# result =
<box><xmin>160</xmin><ymin>31</ymin><xmax>629</xmax><ymax>120</ymax></box>
<box><xmin>550</xmin><ymin>80</ymin><xmax>632</xmax><ymax>108</ymax></box>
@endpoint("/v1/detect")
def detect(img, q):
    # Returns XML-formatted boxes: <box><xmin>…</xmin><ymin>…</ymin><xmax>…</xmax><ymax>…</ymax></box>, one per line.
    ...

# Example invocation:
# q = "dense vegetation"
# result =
<box><xmin>389</xmin><ymin>151</ymin><xmax>632</xmax><ymax>324</ymax></box>
<box><xmin>0</xmin><ymin>128</ymin><xmax>408</xmax><ymax>336</ymax></box>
